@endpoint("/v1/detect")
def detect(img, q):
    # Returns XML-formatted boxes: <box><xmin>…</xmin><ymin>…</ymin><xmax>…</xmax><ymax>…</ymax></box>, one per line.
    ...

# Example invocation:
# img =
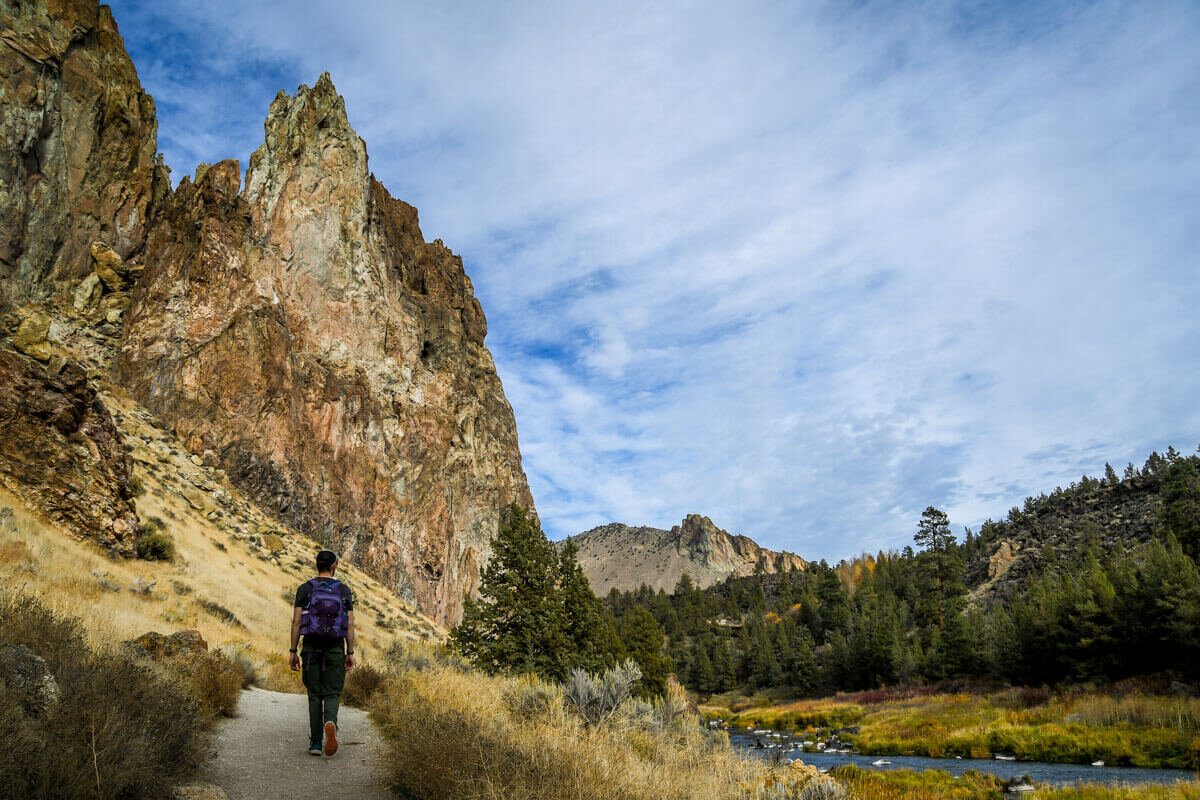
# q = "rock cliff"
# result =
<box><xmin>0</xmin><ymin>0</ymin><xmax>167</xmax><ymax>308</ymax></box>
<box><xmin>1</xmin><ymin>1</ymin><xmax>533</xmax><ymax>625</ymax></box>
<box><xmin>116</xmin><ymin>75</ymin><xmax>533</xmax><ymax>624</ymax></box>
<box><xmin>568</xmin><ymin>514</ymin><xmax>806</xmax><ymax>595</ymax></box>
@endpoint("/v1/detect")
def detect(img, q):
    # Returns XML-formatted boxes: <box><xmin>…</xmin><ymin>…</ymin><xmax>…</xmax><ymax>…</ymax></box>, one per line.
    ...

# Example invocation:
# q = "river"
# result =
<box><xmin>729</xmin><ymin>731</ymin><xmax>1199</xmax><ymax>786</ymax></box>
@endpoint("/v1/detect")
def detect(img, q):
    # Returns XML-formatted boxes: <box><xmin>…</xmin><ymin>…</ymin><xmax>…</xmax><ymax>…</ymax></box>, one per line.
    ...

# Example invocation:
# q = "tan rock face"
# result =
<box><xmin>0</xmin><ymin>0</ymin><xmax>168</xmax><ymax>306</ymax></box>
<box><xmin>0</xmin><ymin>347</ymin><xmax>138</xmax><ymax>556</ymax></box>
<box><xmin>569</xmin><ymin>514</ymin><xmax>807</xmax><ymax>595</ymax></box>
<box><xmin>117</xmin><ymin>76</ymin><xmax>533</xmax><ymax>624</ymax></box>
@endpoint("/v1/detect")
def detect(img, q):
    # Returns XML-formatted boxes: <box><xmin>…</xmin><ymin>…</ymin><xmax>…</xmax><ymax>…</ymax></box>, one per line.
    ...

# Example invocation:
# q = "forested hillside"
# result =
<box><xmin>605</xmin><ymin>448</ymin><xmax>1200</xmax><ymax>697</ymax></box>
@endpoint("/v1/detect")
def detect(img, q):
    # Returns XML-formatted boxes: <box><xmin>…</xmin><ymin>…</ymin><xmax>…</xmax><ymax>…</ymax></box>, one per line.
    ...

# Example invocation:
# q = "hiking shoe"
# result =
<box><xmin>308</xmin><ymin>742</ymin><xmax>322</xmax><ymax>756</ymax></box>
<box><xmin>323</xmin><ymin>721</ymin><xmax>338</xmax><ymax>756</ymax></box>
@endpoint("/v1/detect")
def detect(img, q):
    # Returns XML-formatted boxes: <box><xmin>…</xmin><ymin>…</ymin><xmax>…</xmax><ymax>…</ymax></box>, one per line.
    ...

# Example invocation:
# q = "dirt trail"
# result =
<box><xmin>196</xmin><ymin>687</ymin><xmax>395</xmax><ymax>800</ymax></box>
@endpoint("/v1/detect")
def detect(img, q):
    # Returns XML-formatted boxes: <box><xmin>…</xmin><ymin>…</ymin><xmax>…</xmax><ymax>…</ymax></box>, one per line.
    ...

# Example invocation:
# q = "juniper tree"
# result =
<box><xmin>450</xmin><ymin>503</ymin><xmax>567</xmax><ymax>679</ymax></box>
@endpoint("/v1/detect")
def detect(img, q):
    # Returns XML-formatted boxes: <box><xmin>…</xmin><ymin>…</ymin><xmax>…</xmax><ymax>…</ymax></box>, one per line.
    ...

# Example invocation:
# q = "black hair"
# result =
<box><xmin>316</xmin><ymin>549</ymin><xmax>337</xmax><ymax>572</ymax></box>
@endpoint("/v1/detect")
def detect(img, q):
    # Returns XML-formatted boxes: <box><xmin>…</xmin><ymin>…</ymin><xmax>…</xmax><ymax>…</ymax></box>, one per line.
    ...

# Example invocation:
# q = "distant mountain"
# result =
<box><xmin>566</xmin><ymin>514</ymin><xmax>806</xmax><ymax>595</ymax></box>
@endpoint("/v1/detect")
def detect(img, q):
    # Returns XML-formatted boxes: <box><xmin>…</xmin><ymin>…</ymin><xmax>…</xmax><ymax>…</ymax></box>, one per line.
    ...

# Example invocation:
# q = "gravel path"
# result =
<box><xmin>196</xmin><ymin>688</ymin><xmax>395</xmax><ymax>800</ymax></box>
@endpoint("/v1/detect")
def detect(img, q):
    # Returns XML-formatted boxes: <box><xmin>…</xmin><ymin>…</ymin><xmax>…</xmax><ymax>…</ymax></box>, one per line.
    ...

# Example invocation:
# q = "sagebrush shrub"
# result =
<box><xmin>343</xmin><ymin>663</ymin><xmax>387</xmax><ymax>708</ymax></box>
<box><xmin>0</xmin><ymin>594</ymin><xmax>206</xmax><ymax>799</ymax></box>
<box><xmin>562</xmin><ymin>659</ymin><xmax>642</xmax><ymax>727</ymax></box>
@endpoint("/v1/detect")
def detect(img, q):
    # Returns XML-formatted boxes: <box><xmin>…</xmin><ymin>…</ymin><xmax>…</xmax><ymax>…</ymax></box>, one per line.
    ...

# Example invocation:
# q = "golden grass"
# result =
<box><xmin>371</xmin><ymin>653</ymin><xmax>828</xmax><ymax>800</ymax></box>
<box><xmin>0</xmin><ymin>387</ymin><xmax>442</xmax><ymax>694</ymax></box>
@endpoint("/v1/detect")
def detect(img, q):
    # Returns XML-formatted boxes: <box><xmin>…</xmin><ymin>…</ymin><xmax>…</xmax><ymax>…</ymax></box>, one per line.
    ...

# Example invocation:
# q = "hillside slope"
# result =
<box><xmin>569</xmin><ymin>513</ymin><xmax>806</xmax><ymax>595</ymax></box>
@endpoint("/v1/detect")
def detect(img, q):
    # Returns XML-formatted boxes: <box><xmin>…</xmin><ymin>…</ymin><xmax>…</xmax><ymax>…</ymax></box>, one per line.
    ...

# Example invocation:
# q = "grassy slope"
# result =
<box><xmin>0</xmin><ymin>385</ymin><xmax>441</xmax><ymax>691</ymax></box>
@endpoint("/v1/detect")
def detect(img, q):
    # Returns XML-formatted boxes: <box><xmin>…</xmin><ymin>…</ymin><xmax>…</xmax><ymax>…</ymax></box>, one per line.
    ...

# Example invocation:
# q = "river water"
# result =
<box><xmin>729</xmin><ymin>731</ymin><xmax>1199</xmax><ymax>786</ymax></box>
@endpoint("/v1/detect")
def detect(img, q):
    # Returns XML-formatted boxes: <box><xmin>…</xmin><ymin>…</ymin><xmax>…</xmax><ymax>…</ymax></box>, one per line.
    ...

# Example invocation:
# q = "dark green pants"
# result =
<box><xmin>301</xmin><ymin>648</ymin><xmax>345</xmax><ymax>744</ymax></box>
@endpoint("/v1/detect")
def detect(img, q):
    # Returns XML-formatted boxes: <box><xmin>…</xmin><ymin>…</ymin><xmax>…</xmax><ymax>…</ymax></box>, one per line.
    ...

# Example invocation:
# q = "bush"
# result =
<box><xmin>504</xmin><ymin>680</ymin><xmax>564</xmax><ymax>721</ymax></box>
<box><xmin>343</xmin><ymin>663</ymin><xmax>387</xmax><ymax>709</ymax></box>
<box><xmin>561</xmin><ymin>659</ymin><xmax>641</xmax><ymax>727</ymax></box>
<box><xmin>165</xmin><ymin>651</ymin><xmax>242</xmax><ymax>719</ymax></box>
<box><xmin>0</xmin><ymin>593</ymin><xmax>206</xmax><ymax>799</ymax></box>
<box><xmin>219</xmin><ymin>643</ymin><xmax>257</xmax><ymax>689</ymax></box>
<box><xmin>135</xmin><ymin>526</ymin><xmax>175</xmax><ymax>561</ymax></box>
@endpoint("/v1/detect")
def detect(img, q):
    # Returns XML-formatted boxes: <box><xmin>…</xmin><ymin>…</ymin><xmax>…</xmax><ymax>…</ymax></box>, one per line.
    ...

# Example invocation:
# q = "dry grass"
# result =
<box><xmin>371</xmin><ymin>649</ymin><xmax>830</xmax><ymax>800</ymax></box>
<box><xmin>0</xmin><ymin>593</ymin><xmax>209</xmax><ymax>799</ymax></box>
<box><xmin>0</xmin><ymin>388</ymin><xmax>441</xmax><ymax>695</ymax></box>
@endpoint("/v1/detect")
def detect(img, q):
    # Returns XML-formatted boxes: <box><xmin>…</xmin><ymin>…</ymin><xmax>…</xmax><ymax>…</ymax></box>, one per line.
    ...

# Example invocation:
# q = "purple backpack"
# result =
<box><xmin>299</xmin><ymin>579</ymin><xmax>348</xmax><ymax>638</ymax></box>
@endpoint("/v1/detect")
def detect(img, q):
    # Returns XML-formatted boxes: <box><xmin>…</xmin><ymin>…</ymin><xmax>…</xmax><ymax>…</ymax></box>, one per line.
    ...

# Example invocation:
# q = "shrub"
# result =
<box><xmin>561</xmin><ymin>659</ymin><xmax>641</xmax><ymax>727</ymax></box>
<box><xmin>796</xmin><ymin>778</ymin><xmax>846</xmax><ymax>800</ymax></box>
<box><xmin>504</xmin><ymin>679</ymin><xmax>564</xmax><ymax>721</ymax></box>
<box><xmin>197</xmin><ymin>598</ymin><xmax>244</xmax><ymax>628</ymax></box>
<box><xmin>165</xmin><ymin>651</ymin><xmax>242</xmax><ymax>720</ymax></box>
<box><xmin>135</xmin><ymin>527</ymin><xmax>175</xmax><ymax>561</ymax></box>
<box><xmin>343</xmin><ymin>663</ymin><xmax>387</xmax><ymax>709</ymax></box>
<box><xmin>219</xmin><ymin>643</ymin><xmax>257</xmax><ymax>689</ymax></box>
<box><xmin>0</xmin><ymin>593</ymin><xmax>206</xmax><ymax>799</ymax></box>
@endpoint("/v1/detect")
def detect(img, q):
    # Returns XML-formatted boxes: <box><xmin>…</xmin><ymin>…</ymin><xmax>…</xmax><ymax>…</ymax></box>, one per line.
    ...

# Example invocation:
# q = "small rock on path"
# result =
<box><xmin>196</xmin><ymin>687</ymin><xmax>394</xmax><ymax>800</ymax></box>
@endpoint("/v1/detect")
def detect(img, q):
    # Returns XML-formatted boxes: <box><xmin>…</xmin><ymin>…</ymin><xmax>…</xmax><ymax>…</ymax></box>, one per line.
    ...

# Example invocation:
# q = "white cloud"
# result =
<box><xmin>108</xmin><ymin>0</ymin><xmax>1200</xmax><ymax>560</ymax></box>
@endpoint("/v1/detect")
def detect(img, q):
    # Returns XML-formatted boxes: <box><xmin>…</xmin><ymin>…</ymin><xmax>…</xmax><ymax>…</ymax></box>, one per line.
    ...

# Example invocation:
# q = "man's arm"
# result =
<box><xmin>345</xmin><ymin>610</ymin><xmax>356</xmax><ymax>671</ymax></box>
<box><xmin>289</xmin><ymin>606</ymin><xmax>303</xmax><ymax>671</ymax></box>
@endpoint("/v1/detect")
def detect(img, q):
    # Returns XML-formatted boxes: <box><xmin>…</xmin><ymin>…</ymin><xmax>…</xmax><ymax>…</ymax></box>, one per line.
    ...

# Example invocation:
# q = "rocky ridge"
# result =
<box><xmin>568</xmin><ymin>514</ymin><xmax>807</xmax><ymax>595</ymax></box>
<box><xmin>966</xmin><ymin>473</ymin><xmax>1164</xmax><ymax>604</ymax></box>
<box><xmin>0</xmin><ymin>0</ymin><xmax>532</xmax><ymax>625</ymax></box>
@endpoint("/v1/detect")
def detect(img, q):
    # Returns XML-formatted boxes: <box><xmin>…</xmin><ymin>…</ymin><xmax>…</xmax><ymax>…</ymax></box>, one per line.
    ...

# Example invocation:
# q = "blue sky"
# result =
<box><xmin>108</xmin><ymin>0</ymin><xmax>1200</xmax><ymax>561</ymax></box>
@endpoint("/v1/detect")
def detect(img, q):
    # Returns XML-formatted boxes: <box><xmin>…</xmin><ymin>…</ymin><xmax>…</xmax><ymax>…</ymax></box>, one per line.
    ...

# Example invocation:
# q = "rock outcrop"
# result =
<box><xmin>0</xmin><ymin>346</ymin><xmax>138</xmax><ymax>555</ymax></box>
<box><xmin>0</xmin><ymin>0</ymin><xmax>167</xmax><ymax>308</ymax></box>
<box><xmin>0</xmin><ymin>644</ymin><xmax>60</xmax><ymax>717</ymax></box>
<box><xmin>568</xmin><ymin>514</ymin><xmax>806</xmax><ymax>595</ymax></box>
<box><xmin>116</xmin><ymin>75</ymin><xmax>532</xmax><ymax>624</ymax></box>
<box><xmin>966</xmin><ymin>474</ymin><xmax>1165</xmax><ymax>604</ymax></box>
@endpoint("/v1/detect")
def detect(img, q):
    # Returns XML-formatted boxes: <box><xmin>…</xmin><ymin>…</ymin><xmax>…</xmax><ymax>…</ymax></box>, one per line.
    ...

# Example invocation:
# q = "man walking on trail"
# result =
<box><xmin>290</xmin><ymin>549</ymin><xmax>356</xmax><ymax>756</ymax></box>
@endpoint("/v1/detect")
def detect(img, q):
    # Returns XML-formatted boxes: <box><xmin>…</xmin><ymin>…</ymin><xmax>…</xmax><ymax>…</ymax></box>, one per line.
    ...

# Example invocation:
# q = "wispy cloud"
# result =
<box><xmin>109</xmin><ymin>0</ymin><xmax>1200</xmax><ymax>559</ymax></box>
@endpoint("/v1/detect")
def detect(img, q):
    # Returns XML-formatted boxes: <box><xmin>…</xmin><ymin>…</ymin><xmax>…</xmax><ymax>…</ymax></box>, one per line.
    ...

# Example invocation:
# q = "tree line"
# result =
<box><xmin>451</xmin><ymin>448</ymin><xmax>1200</xmax><ymax>698</ymax></box>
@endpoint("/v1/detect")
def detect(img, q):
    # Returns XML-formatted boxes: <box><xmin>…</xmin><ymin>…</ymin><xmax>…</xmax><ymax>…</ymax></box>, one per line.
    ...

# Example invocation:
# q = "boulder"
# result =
<box><xmin>90</xmin><ymin>241</ymin><xmax>127</xmax><ymax>275</ymax></box>
<box><xmin>95</xmin><ymin>265</ymin><xmax>124</xmax><ymax>293</ymax></box>
<box><xmin>0</xmin><ymin>644</ymin><xmax>60</xmax><ymax>717</ymax></box>
<box><xmin>12</xmin><ymin>312</ymin><xmax>52</xmax><ymax>361</ymax></box>
<box><xmin>73</xmin><ymin>273</ymin><xmax>103</xmax><ymax>313</ymax></box>
<box><xmin>126</xmin><ymin>630</ymin><xmax>209</xmax><ymax>660</ymax></box>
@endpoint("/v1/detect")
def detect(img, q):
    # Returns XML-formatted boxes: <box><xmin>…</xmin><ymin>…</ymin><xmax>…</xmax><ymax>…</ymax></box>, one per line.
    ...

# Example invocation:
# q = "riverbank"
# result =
<box><xmin>701</xmin><ymin>684</ymin><xmax>1200</xmax><ymax>769</ymax></box>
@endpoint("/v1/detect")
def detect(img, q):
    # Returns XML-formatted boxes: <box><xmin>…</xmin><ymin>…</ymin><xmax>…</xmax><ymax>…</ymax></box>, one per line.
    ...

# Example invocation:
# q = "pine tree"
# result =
<box><xmin>1160</xmin><ymin>458</ymin><xmax>1200</xmax><ymax>561</ymax></box>
<box><xmin>693</xmin><ymin>644</ymin><xmax>717</xmax><ymax>694</ymax></box>
<box><xmin>449</xmin><ymin>503</ymin><xmax>567</xmax><ymax>679</ymax></box>
<box><xmin>913</xmin><ymin>506</ymin><xmax>958</xmax><ymax>629</ymax></box>
<box><xmin>558</xmin><ymin>538</ymin><xmax>615</xmax><ymax>672</ymax></box>
<box><xmin>616</xmin><ymin>605</ymin><xmax>670</xmax><ymax>697</ymax></box>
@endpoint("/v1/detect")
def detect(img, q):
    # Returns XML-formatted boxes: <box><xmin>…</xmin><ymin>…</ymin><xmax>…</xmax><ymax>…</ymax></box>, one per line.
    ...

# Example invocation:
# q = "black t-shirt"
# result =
<box><xmin>294</xmin><ymin>577</ymin><xmax>354</xmax><ymax>652</ymax></box>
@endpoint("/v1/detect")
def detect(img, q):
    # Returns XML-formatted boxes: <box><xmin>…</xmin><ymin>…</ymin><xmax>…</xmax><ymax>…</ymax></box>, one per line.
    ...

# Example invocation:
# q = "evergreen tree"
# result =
<box><xmin>693</xmin><ymin>645</ymin><xmax>717</xmax><ymax>694</ymax></box>
<box><xmin>450</xmin><ymin>503</ymin><xmax>566</xmax><ymax>678</ymax></box>
<box><xmin>616</xmin><ymin>605</ymin><xmax>670</xmax><ymax>696</ymax></box>
<box><xmin>558</xmin><ymin>539</ymin><xmax>615</xmax><ymax>672</ymax></box>
<box><xmin>913</xmin><ymin>506</ymin><xmax>959</xmax><ymax>628</ymax></box>
<box><xmin>1160</xmin><ymin>458</ymin><xmax>1200</xmax><ymax>561</ymax></box>
<box><xmin>712</xmin><ymin>636</ymin><xmax>737</xmax><ymax>691</ymax></box>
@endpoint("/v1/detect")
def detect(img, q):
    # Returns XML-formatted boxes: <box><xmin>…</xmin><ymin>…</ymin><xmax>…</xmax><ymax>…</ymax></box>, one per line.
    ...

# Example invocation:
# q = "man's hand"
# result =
<box><xmin>289</xmin><ymin>651</ymin><xmax>301</xmax><ymax>671</ymax></box>
<box><xmin>346</xmin><ymin>652</ymin><xmax>356</xmax><ymax>671</ymax></box>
